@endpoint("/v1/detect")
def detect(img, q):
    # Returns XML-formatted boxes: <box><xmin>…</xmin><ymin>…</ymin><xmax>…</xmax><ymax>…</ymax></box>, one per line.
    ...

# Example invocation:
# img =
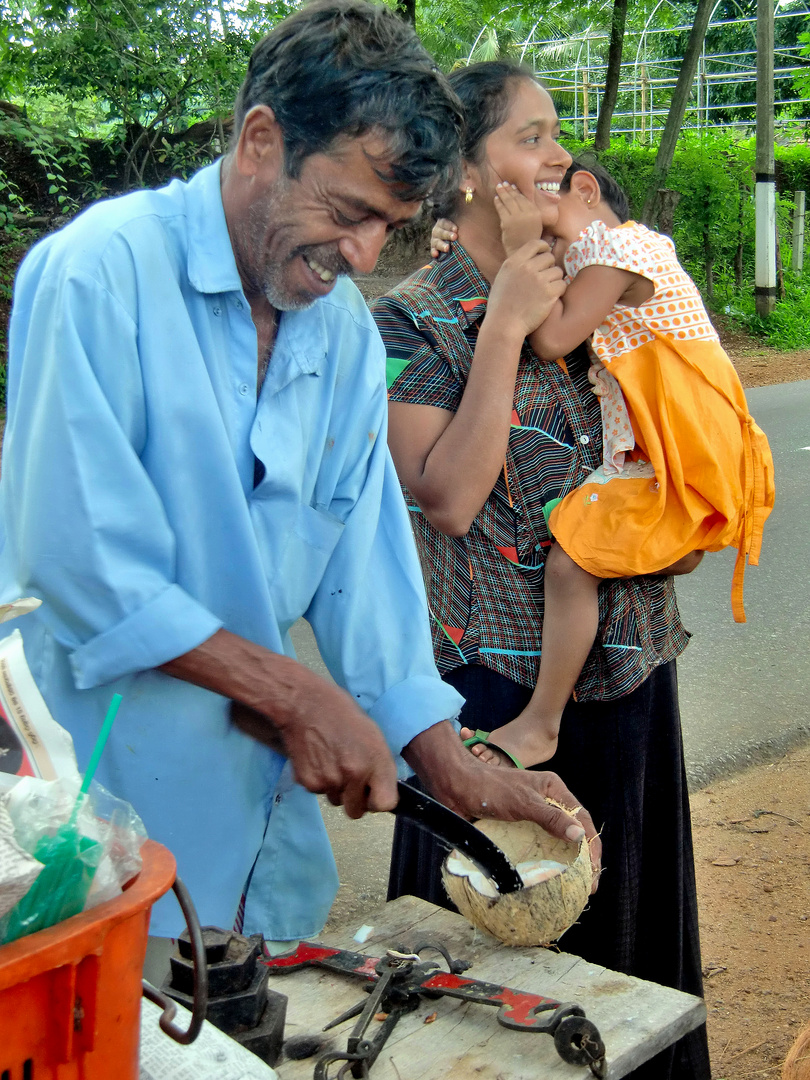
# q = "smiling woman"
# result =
<box><xmin>372</xmin><ymin>59</ymin><xmax>712</xmax><ymax>1080</ymax></box>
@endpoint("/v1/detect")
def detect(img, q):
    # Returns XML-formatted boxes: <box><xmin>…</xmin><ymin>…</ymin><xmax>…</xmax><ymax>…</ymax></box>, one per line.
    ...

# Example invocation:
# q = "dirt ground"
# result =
<box><xmin>691</xmin><ymin>746</ymin><xmax>810</xmax><ymax>1079</ymax></box>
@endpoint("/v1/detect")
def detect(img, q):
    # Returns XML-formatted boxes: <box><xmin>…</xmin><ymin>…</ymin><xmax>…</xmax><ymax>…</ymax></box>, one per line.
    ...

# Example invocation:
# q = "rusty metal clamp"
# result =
<box><xmin>141</xmin><ymin>876</ymin><xmax>208</xmax><ymax>1044</ymax></box>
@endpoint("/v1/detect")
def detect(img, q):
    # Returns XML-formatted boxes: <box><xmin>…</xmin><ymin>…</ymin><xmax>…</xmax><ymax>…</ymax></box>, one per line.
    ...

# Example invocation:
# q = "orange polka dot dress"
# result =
<box><xmin>547</xmin><ymin>221</ymin><xmax>774</xmax><ymax>622</ymax></box>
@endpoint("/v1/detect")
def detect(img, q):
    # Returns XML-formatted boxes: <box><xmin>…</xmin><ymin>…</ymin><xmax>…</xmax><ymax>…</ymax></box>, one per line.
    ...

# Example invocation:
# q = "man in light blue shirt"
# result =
<box><xmin>1</xmin><ymin>0</ymin><xmax>597</xmax><ymax>940</ymax></box>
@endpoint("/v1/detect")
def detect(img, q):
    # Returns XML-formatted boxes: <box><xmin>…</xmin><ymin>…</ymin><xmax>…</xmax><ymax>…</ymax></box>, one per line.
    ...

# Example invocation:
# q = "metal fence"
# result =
<box><xmin>509</xmin><ymin>4</ymin><xmax>810</xmax><ymax>140</ymax></box>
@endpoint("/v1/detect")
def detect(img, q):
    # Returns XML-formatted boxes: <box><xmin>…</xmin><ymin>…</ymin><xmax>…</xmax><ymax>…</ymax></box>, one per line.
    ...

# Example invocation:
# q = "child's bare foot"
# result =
<box><xmin>460</xmin><ymin>713</ymin><xmax>560</xmax><ymax>769</ymax></box>
<box><xmin>495</xmin><ymin>183</ymin><xmax>546</xmax><ymax>258</ymax></box>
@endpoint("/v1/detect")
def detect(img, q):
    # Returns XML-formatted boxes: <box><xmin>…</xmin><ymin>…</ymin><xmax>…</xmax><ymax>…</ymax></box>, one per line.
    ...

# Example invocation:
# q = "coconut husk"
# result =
<box><xmin>441</xmin><ymin>818</ymin><xmax>591</xmax><ymax>947</ymax></box>
<box><xmin>784</xmin><ymin>1018</ymin><xmax>810</xmax><ymax>1080</ymax></box>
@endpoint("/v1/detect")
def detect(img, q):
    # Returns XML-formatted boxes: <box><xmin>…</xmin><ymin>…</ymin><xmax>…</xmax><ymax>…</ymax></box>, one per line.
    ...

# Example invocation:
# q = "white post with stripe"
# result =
<box><xmin>755</xmin><ymin>0</ymin><xmax>776</xmax><ymax>317</ymax></box>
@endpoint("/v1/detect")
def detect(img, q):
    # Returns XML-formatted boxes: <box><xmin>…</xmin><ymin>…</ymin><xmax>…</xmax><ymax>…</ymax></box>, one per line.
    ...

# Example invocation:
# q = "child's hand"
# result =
<box><xmin>495</xmin><ymin>183</ymin><xmax>546</xmax><ymax>258</ymax></box>
<box><xmin>430</xmin><ymin>218</ymin><xmax>457</xmax><ymax>258</ymax></box>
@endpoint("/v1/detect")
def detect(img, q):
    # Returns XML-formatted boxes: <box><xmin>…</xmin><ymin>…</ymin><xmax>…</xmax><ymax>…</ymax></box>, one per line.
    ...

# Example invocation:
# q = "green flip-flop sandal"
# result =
<box><xmin>462</xmin><ymin>728</ymin><xmax>525</xmax><ymax>769</ymax></box>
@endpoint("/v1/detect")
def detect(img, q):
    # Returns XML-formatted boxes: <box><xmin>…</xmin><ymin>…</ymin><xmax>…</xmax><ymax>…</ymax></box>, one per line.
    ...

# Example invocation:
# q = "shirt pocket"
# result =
<box><xmin>268</xmin><ymin>503</ymin><xmax>345</xmax><ymax>629</ymax></box>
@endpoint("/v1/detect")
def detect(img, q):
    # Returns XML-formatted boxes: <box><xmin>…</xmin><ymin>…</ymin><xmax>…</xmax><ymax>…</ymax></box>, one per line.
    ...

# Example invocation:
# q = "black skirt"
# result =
<box><xmin>388</xmin><ymin>660</ymin><xmax>711</xmax><ymax>1080</ymax></box>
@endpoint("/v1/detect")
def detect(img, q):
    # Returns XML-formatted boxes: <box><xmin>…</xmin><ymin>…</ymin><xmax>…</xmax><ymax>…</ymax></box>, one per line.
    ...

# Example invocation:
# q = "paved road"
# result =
<box><xmin>674</xmin><ymin>379</ymin><xmax>810</xmax><ymax>785</ymax></box>
<box><xmin>291</xmin><ymin>379</ymin><xmax>810</xmax><ymax>920</ymax></box>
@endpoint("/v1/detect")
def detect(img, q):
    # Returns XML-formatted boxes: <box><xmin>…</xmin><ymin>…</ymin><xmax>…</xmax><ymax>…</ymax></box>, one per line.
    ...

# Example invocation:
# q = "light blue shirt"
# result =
<box><xmin>0</xmin><ymin>161</ymin><xmax>463</xmax><ymax>938</ymax></box>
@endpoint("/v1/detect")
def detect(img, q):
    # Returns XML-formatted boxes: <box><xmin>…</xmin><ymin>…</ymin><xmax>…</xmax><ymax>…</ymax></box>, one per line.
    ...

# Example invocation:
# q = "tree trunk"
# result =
<box><xmin>657</xmin><ymin>188</ymin><xmax>682</xmax><ymax>237</ymax></box>
<box><xmin>594</xmin><ymin>0</ymin><xmax>629</xmax><ymax>150</ymax></box>
<box><xmin>640</xmin><ymin>0</ymin><xmax>715</xmax><ymax>225</ymax></box>
<box><xmin>396</xmin><ymin>0</ymin><xmax>416</xmax><ymax>26</ymax></box>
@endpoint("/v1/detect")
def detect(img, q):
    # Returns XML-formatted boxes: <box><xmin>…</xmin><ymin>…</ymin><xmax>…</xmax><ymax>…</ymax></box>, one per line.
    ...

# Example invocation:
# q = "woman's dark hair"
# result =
<box><xmin>448</xmin><ymin>60</ymin><xmax>536</xmax><ymax>163</ymax></box>
<box><xmin>562</xmin><ymin>159</ymin><xmax>630</xmax><ymax>223</ymax></box>
<box><xmin>232</xmin><ymin>0</ymin><xmax>463</xmax><ymax>203</ymax></box>
<box><xmin>431</xmin><ymin>60</ymin><xmax>535</xmax><ymax>217</ymax></box>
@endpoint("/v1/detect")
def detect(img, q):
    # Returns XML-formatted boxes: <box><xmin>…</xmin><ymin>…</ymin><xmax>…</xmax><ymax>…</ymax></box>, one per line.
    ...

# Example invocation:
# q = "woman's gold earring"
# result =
<box><xmin>465</xmin><ymin>187</ymin><xmax>474</xmax><ymax>204</ymax></box>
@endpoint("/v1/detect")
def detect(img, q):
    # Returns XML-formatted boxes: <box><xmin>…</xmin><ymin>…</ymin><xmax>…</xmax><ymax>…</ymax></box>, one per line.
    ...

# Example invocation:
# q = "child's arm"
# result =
<box><xmin>528</xmin><ymin>263</ymin><xmax>653</xmax><ymax>361</ymax></box>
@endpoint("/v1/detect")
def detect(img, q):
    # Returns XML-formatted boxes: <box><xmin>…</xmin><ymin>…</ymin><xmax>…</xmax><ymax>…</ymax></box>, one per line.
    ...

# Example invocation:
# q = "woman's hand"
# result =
<box><xmin>487</xmin><ymin>238</ymin><xmax>566</xmax><ymax>338</ymax></box>
<box><xmin>430</xmin><ymin>218</ymin><xmax>458</xmax><ymax>258</ymax></box>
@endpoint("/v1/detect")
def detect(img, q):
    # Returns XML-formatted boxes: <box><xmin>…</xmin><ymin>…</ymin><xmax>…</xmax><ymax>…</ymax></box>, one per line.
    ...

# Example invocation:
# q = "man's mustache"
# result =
<box><xmin>295</xmin><ymin>243</ymin><xmax>354</xmax><ymax>278</ymax></box>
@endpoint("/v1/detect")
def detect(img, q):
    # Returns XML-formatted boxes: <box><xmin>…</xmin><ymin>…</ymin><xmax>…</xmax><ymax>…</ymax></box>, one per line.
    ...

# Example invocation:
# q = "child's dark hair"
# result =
<box><xmin>562</xmin><ymin>159</ymin><xmax>629</xmax><ymax>223</ymax></box>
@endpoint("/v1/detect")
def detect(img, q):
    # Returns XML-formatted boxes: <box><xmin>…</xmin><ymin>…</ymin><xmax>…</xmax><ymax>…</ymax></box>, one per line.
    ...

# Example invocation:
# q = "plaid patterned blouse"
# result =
<box><xmin>371</xmin><ymin>243</ymin><xmax>689</xmax><ymax>702</ymax></box>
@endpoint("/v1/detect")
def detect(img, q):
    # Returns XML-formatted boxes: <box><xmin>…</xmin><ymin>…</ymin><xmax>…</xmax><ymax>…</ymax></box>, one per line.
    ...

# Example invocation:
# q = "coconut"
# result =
<box><xmin>783</xmin><ymin>1017</ymin><xmax>810</xmax><ymax>1080</ymax></box>
<box><xmin>441</xmin><ymin>818</ymin><xmax>591</xmax><ymax>947</ymax></box>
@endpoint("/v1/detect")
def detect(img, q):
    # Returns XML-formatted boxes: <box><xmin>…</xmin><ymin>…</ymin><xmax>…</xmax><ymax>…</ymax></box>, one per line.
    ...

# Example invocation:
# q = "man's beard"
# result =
<box><xmin>262</xmin><ymin>242</ymin><xmax>354</xmax><ymax>311</ymax></box>
<box><xmin>242</xmin><ymin>181</ymin><xmax>354</xmax><ymax>311</ymax></box>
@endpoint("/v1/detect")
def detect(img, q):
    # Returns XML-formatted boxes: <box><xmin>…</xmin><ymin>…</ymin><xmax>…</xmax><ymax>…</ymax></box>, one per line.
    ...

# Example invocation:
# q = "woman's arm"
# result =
<box><xmin>387</xmin><ymin>241</ymin><xmax>565</xmax><ymax>537</ymax></box>
<box><xmin>529</xmin><ymin>263</ymin><xmax>652</xmax><ymax>361</ymax></box>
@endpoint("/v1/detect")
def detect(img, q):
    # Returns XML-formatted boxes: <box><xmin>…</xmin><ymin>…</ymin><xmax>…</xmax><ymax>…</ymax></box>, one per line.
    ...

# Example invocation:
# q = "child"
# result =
<box><xmin>436</xmin><ymin>161</ymin><xmax>774</xmax><ymax>770</ymax></box>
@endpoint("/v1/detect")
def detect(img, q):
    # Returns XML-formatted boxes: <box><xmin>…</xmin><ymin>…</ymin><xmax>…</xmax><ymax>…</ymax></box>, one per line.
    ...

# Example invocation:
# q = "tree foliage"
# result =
<box><xmin>0</xmin><ymin>0</ymin><xmax>297</xmax><ymax>185</ymax></box>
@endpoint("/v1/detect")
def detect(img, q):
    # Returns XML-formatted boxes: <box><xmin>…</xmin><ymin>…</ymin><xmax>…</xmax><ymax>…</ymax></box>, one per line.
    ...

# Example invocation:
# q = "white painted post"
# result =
<box><xmin>755</xmin><ymin>0</ymin><xmax>776</xmax><ymax>316</ymax></box>
<box><xmin>791</xmin><ymin>190</ymin><xmax>805</xmax><ymax>273</ymax></box>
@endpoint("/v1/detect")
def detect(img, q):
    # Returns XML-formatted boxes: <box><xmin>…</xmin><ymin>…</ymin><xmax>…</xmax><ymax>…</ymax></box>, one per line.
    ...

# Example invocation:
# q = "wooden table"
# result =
<box><xmin>272</xmin><ymin>896</ymin><xmax>706</xmax><ymax>1080</ymax></box>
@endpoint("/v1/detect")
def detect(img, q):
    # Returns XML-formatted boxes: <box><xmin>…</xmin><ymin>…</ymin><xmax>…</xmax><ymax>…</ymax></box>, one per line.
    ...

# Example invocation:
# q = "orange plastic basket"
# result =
<box><xmin>0</xmin><ymin>838</ymin><xmax>176</xmax><ymax>1080</ymax></box>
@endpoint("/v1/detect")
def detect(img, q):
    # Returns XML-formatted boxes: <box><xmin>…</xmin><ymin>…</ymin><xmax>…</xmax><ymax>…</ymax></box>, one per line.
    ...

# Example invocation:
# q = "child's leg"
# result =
<box><xmin>461</xmin><ymin>543</ymin><xmax>600</xmax><ymax>767</ymax></box>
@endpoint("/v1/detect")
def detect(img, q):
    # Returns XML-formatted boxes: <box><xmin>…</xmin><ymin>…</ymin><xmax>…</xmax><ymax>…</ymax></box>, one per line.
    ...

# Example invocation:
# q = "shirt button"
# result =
<box><xmin>579</xmin><ymin>434</ymin><xmax>590</xmax><ymax>445</ymax></box>
<box><xmin>238</xmin><ymin>383</ymin><xmax>249</xmax><ymax>395</ymax></box>
<box><xmin>212</xmin><ymin>305</ymin><xmax>221</xmax><ymax>317</ymax></box>
<box><xmin>234</xmin><ymin>299</ymin><xmax>243</xmax><ymax>310</ymax></box>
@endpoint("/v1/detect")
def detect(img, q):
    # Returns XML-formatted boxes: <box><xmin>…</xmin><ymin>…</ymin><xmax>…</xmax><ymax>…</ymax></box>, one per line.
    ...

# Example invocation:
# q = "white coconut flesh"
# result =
<box><xmin>444</xmin><ymin>855</ymin><xmax>569</xmax><ymax>897</ymax></box>
<box><xmin>441</xmin><ymin>818</ymin><xmax>592</xmax><ymax>947</ymax></box>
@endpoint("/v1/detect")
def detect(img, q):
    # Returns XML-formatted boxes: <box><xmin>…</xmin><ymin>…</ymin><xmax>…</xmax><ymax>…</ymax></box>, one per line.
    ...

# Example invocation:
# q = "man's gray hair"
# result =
<box><xmin>233</xmin><ymin>0</ymin><xmax>463</xmax><ymax>203</ymax></box>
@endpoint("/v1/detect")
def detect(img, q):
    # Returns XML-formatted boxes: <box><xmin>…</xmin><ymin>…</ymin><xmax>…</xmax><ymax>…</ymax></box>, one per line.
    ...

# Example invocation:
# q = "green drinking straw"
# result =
<box><xmin>0</xmin><ymin>693</ymin><xmax>123</xmax><ymax>944</ymax></box>
<box><xmin>68</xmin><ymin>692</ymin><xmax>123</xmax><ymax>827</ymax></box>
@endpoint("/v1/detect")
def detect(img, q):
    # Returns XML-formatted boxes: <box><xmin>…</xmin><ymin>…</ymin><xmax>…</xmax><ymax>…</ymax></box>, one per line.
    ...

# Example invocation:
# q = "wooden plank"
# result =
<box><xmin>272</xmin><ymin>897</ymin><xmax>705</xmax><ymax>1080</ymax></box>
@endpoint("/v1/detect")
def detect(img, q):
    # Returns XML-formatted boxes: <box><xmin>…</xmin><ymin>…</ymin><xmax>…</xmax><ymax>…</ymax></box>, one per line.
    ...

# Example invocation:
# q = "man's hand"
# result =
<box><xmin>162</xmin><ymin>629</ymin><xmax>398</xmax><ymax>819</ymax></box>
<box><xmin>404</xmin><ymin>721</ymin><xmax>602</xmax><ymax>891</ymax></box>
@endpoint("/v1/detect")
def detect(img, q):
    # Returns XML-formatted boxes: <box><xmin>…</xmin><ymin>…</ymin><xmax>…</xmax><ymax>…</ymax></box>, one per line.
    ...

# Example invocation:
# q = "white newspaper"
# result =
<box><xmin>140</xmin><ymin>997</ymin><xmax>279</xmax><ymax>1080</ymax></box>
<box><xmin>0</xmin><ymin>628</ymin><xmax>79</xmax><ymax>790</ymax></box>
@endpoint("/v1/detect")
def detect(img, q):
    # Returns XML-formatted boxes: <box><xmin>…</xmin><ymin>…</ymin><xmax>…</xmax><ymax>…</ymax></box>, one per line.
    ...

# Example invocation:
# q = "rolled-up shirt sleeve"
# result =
<box><xmin>4</xmin><ymin>268</ymin><xmax>222</xmax><ymax>688</ymax></box>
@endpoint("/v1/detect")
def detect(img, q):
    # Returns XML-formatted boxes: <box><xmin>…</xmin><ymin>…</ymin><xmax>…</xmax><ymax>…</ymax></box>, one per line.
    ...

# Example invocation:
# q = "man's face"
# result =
<box><xmin>231</xmin><ymin>128</ymin><xmax>423</xmax><ymax>311</ymax></box>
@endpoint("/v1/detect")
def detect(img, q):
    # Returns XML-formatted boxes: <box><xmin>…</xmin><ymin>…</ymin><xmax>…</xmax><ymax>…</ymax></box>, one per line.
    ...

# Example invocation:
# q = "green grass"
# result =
<box><xmin>707</xmin><ymin>270</ymin><xmax>810</xmax><ymax>351</ymax></box>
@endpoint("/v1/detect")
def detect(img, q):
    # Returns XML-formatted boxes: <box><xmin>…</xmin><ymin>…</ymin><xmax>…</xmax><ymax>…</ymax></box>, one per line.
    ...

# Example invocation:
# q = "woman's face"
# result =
<box><xmin>477</xmin><ymin>79</ymin><xmax>572</xmax><ymax>226</ymax></box>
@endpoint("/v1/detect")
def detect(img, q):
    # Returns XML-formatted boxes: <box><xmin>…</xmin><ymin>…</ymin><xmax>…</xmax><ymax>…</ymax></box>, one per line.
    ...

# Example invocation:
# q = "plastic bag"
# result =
<box><xmin>0</xmin><ymin>799</ymin><xmax>43</xmax><ymax>920</ymax></box>
<box><xmin>0</xmin><ymin>776</ymin><xmax>146</xmax><ymax>945</ymax></box>
<box><xmin>0</xmin><ymin>625</ymin><xmax>147</xmax><ymax>946</ymax></box>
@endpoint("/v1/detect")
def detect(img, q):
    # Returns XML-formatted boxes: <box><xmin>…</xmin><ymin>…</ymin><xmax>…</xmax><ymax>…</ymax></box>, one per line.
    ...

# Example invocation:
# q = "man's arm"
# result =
<box><xmin>161</xmin><ymin>628</ymin><xmax>399</xmax><ymax>818</ymax></box>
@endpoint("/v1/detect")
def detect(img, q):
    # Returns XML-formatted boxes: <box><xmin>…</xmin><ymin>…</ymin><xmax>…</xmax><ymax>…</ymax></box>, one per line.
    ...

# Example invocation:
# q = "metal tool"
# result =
<box><xmin>265</xmin><ymin>940</ymin><xmax>607</xmax><ymax>1078</ymax></box>
<box><xmin>392</xmin><ymin>781</ymin><xmax>524</xmax><ymax>894</ymax></box>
